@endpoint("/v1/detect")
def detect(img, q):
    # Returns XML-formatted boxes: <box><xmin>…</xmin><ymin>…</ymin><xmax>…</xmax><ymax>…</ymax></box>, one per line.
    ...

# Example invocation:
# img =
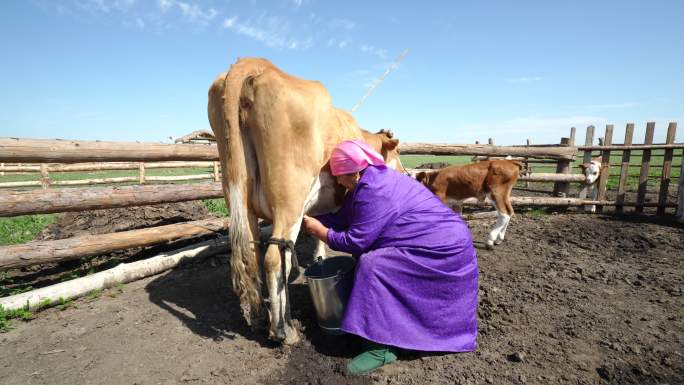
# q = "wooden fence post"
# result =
<box><xmin>40</xmin><ymin>163</ymin><xmax>50</xmax><ymax>189</ymax></box>
<box><xmin>213</xmin><ymin>161</ymin><xmax>220</xmax><ymax>182</ymax></box>
<box><xmin>553</xmin><ymin>137</ymin><xmax>571</xmax><ymax>197</ymax></box>
<box><xmin>578</xmin><ymin>125</ymin><xmax>595</xmax><ymax>210</ymax></box>
<box><xmin>525</xmin><ymin>139</ymin><xmax>531</xmax><ymax>188</ymax></box>
<box><xmin>657</xmin><ymin>122</ymin><xmax>677</xmax><ymax>215</ymax></box>
<box><xmin>636</xmin><ymin>122</ymin><xmax>656</xmax><ymax>214</ymax></box>
<box><xmin>616</xmin><ymin>123</ymin><xmax>635</xmax><ymax>213</ymax></box>
<box><xmin>138</xmin><ymin>163</ymin><xmax>145</xmax><ymax>184</ymax></box>
<box><xmin>569</xmin><ymin>126</ymin><xmax>576</xmax><ymax>147</ymax></box>
<box><xmin>596</xmin><ymin>124</ymin><xmax>614</xmax><ymax>213</ymax></box>
<box><xmin>677</xmin><ymin>149</ymin><xmax>684</xmax><ymax>223</ymax></box>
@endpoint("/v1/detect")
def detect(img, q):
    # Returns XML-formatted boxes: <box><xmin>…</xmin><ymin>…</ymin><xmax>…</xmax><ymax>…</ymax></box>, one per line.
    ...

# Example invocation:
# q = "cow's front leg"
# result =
<box><xmin>588</xmin><ymin>185</ymin><xmax>597</xmax><ymax>213</ymax></box>
<box><xmin>264</xmin><ymin>217</ymin><xmax>302</xmax><ymax>345</ymax></box>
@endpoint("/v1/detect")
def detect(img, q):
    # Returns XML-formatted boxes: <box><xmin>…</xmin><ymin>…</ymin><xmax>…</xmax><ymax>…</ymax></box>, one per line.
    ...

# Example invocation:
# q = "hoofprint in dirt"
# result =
<box><xmin>1</xmin><ymin>213</ymin><xmax>682</xmax><ymax>385</ymax></box>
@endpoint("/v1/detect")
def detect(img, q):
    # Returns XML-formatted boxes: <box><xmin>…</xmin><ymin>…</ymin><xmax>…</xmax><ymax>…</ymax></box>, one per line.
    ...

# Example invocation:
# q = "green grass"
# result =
<box><xmin>58</xmin><ymin>297</ymin><xmax>73</xmax><ymax>311</ymax></box>
<box><xmin>527</xmin><ymin>208</ymin><xmax>550</xmax><ymax>218</ymax></box>
<box><xmin>203</xmin><ymin>198</ymin><xmax>229</xmax><ymax>216</ymax></box>
<box><xmin>0</xmin><ymin>304</ymin><xmax>34</xmax><ymax>332</ymax></box>
<box><xmin>86</xmin><ymin>289</ymin><xmax>103</xmax><ymax>300</ymax></box>
<box><xmin>400</xmin><ymin>155</ymin><xmax>474</xmax><ymax>168</ymax></box>
<box><xmin>0</xmin><ymin>214</ymin><xmax>59</xmax><ymax>246</ymax></box>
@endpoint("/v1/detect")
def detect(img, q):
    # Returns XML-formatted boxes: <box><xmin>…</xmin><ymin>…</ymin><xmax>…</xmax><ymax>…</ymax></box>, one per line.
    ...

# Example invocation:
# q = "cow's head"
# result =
<box><xmin>579</xmin><ymin>160</ymin><xmax>602</xmax><ymax>185</ymax></box>
<box><xmin>362</xmin><ymin>129</ymin><xmax>407</xmax><ymax>174</ymax></box>
<box><xmin>414</xmin><ymin>170</ymin><xmax>438</xmax><ymax>192</ymax></box>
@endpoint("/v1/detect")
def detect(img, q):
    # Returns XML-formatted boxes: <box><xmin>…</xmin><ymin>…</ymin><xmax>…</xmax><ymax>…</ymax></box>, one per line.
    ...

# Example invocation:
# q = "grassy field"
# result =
<box><xmin>0</xmin><ymin>167</ymin><xmax>214</xmax><ymax>183</ymax></box>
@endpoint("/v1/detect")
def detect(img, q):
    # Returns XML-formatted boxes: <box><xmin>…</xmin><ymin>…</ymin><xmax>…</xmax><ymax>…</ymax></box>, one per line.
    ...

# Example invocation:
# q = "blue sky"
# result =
<box><xmin>1</xmin><ymin>0</ymin><xmax>682</xmax><ymax>145</ymax></box>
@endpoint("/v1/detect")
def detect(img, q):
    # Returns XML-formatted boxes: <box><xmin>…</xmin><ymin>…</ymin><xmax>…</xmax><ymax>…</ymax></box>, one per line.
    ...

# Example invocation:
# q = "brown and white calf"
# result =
<box><xmin>578</xmin><ymin>157</ymin><xmax>605</xmax><ymax>212</ymax></box>
<box><xmin>415</xmin><ymin>160</ymin><xmax>523</xmax><ymax>248</ymax></box>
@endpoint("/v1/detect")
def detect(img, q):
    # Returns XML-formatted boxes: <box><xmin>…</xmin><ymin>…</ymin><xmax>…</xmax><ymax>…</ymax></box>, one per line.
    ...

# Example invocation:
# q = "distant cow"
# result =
<box><xmin>415</xmin><ymin>160</ymin><xmax>523</xmax><ymax>248</ymax></box>
<box><xmin>578</xmin><ymin>157</ymin><xmax>605</xmax><ymax>213</ymax></box>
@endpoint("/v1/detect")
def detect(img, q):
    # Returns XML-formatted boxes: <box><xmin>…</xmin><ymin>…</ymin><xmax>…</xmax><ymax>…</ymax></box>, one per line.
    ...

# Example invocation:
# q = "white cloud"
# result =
<box><xmin>328</xmin><ymin>38</ymin><xmax>349</xmax><ymax>48</ymax></box>
<box><xmin>309</xmin><ymin>12</ymin><xmax>322</xmax><ymax>24</ymax></box>
<box><xmin>292</xmin><ymin>0</ymin><xmax>303</xmax><ymax>7</ymax></box>
<box><xmin>329</xmin><ymin>18</ymin><xmax>356</xmax><ymax>30</ymax></box>
<box><xmin>222</xmin><ymin>14</ymin><xmax>313</xmax><ymax>50</ymax></box>
<box><xmin>506</xmin><ymin>76</ymin><xmax>542</xmax><ymax>83</ymax></box>
<box><xmin>360</xmin><ymin>44</ymin><xmax>387</xmax><ymax>59</ymax></box>
<box><xmin>223</xmin><ymin>16</ymin><xmax>237</xmax><ymax>28</ymax></box>
<box><xmin>157</xmin><ymin>0</ymin><xmax>217</xmax><ymax>22</ymax></box>
<box><xmin>88</xmin><ymin>0</ymin><xmax>137</xmax><ymax>13</ymax></box>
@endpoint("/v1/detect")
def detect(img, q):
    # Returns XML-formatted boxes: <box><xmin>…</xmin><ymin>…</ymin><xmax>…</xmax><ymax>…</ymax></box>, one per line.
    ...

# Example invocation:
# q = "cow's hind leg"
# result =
<box><xmin>495</xmin><ymin>185</ymin><xmax>515</xmax><ymax>244</ymax></box>
<box><xmin>264</xmin><ymin>214</ymin><xmax>303</xmax><ymax>345</ymax></box>
<box><xmin>487</xmin><ymin>189</ymin><xmax>511</xmax><ymax>248</ymax></box>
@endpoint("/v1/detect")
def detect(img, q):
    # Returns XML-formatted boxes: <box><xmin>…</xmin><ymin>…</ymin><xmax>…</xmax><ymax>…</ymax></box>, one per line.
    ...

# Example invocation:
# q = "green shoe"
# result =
<box><xmin>347</xmin><ymin>344</ymin><xmax>397</xmax><ymax>375</ymax></box>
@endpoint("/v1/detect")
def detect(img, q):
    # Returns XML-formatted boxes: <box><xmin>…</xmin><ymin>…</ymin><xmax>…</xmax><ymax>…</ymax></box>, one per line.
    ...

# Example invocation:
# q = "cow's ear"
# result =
<box><xmin>415</xmin><ymin>171</ymin><xmax>426</xmax><ymax>182</ymax></box>
<box><xmin>579</xmin><ymin>163</ymin><xmax>589</xmax><ymax>171</ymax></box>
<box><xmin>386</xmin><ymin>138</ymin><xmax>399</xmax><ymax>151</ymax></box>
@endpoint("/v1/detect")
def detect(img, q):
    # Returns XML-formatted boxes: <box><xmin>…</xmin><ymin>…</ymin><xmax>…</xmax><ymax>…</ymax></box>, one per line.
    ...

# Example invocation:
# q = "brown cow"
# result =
<box><xmin>208</xmin><ymin>58</ymin><xmax>405</xmax><ymax>344</ymax></box>
<box><xmin>415</xmin><ymin>160</ymin><xmax>522</xmax><ymax>248</ymax></box>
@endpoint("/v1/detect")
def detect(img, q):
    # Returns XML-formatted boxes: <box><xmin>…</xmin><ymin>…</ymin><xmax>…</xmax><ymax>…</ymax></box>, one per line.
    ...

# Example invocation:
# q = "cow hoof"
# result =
<box><xmin>494</xmin><ymin>238</ymin><xmax>504</xmax><ymax>245</ymax></box>
<box><xmin>269</xmin><ymin>328</ymin><xmax>300</xmax><ymax>345</ymax></box>
<box><xmin>485</xmin><ymin>240</ymin><xmax>494</xmax><ymax>250</ymax></box>
<box><xmin>283</xmin><ymin>331</ymin><xmax>300</xmax><ymax>345</ymax></box>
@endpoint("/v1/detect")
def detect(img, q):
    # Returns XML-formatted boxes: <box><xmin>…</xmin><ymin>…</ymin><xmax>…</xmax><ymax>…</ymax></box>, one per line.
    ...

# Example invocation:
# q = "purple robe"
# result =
<box><xmin>316</xmin><ymin>165</ymin><xmax>478</xmax><ymax>352</ymax></box>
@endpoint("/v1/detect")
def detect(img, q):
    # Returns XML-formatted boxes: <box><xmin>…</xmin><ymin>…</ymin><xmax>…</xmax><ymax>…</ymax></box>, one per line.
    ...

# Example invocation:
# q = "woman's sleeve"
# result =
<box><xmin>315</xmin><ymin>211</ymin><xmax>347</xmax><ymax>231</ymax></box>
<box><xmin>314</xmin><ymin>193</ymin><xmax>352</xmax><ymax>231</ymax></box>
<box><xmin>326</xmin><ymin>183</ymin><xmax>398</xmax><ymax>255</ymax></box>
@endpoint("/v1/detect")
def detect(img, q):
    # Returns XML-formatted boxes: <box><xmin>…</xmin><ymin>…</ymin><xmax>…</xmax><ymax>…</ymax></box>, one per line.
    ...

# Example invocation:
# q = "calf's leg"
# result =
<box><xmin>487</xmin><ymin>189</ymin><xmax>511</xmax><ymax>248</ymax></box>
<box><xmin>495</xmin><ymin>184</ymin><xmax>515</xmax><ymax>244</ymax></box>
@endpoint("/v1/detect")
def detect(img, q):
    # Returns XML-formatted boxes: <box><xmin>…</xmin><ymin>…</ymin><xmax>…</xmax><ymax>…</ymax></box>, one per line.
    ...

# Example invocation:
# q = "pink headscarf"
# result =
<box><xmin>330</xmin><ymin>139</ymin><xmax>385</xmax><ymax>176</ymax></box>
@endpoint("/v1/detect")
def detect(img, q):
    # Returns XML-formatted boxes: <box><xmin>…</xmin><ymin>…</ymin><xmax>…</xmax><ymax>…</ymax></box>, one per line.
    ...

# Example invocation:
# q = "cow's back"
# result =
<box><xmin>438</xmin><ymin>162</ymin><xmax>490</xmax><ymax>200</ymax></box>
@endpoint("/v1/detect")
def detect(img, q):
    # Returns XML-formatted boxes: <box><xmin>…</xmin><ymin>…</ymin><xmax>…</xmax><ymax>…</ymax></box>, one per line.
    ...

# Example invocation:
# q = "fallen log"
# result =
<box><xmin>0</xmin><ymin>218</ymin><xmax>229</xmax><ymax>270</ymax></box>
<box><xmin>0</xmin><ymin>182</ymin><xmax>224</xmax><ymax>217</ymax></box>
<box><xmin>0</xmin><ymin>236</ymin><xmax>229</xmax><ymax>312</ymax></box>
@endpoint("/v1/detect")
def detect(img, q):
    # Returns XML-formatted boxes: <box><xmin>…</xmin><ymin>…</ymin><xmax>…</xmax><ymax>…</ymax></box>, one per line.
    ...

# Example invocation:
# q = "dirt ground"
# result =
<box><xmin>1</xmin><ymin>202</ymin><xmax>683</xmax><ymax>385</ymax></box>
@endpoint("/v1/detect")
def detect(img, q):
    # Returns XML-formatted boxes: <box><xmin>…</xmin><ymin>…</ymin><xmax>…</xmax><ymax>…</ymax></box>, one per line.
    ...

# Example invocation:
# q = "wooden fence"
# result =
<box><xmin>0</xmin><ymin>161</ymin><xmax>220</xmax><ymax>188</ymax></box>
<box><xmin>1</xmin><ymin>122</ymin><xmax>683</xmax><ymax>270</ymax></box>
<box><xmin>1</xmin><ymin>123</ymin><xmax>682</xmax><ymax>310</ymax></box>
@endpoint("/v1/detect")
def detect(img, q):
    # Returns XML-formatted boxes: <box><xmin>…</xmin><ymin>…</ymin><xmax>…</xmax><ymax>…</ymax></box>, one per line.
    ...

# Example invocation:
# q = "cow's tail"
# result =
<box><xmin>209</xmin><ymin>63</ymin><xmax>263</xmax><ymax>322</ymax></box>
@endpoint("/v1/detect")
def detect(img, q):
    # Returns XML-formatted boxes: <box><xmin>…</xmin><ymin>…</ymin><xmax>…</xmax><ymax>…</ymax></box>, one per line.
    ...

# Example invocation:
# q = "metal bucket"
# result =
<box><xmin>304</xmin><ymin>255</ymin><xmax>356</xmax><ymax>334</ymax></box>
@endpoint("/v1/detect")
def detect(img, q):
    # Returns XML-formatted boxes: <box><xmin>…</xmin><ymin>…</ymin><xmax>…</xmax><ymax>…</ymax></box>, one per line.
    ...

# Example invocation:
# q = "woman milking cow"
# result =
<box><xmin>303</xmin><ymin>140</ymin><xmax>479</xmax><ymax>375</ymax></box>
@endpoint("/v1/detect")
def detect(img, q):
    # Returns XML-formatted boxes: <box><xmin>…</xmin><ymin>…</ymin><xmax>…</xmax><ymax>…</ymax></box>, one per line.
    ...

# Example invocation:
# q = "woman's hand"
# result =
<box><xmin>303</xmin><ymin>215</ymin><xmax>329</xmax><ymax>243</ymax></box>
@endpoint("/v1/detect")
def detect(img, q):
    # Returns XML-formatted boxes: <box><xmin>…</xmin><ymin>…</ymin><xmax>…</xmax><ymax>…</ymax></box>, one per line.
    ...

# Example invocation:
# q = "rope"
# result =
<box><xmin>265</xmin><ymin>237</ymin><xmax>299</xmax><ymax>316</ymax></box>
